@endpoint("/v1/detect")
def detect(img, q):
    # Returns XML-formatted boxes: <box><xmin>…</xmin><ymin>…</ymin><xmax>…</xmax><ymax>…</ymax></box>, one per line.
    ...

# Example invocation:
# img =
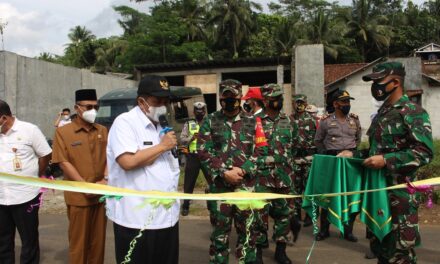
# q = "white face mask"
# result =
<box><xmin>141</xmin><ymin>98</ymin><xmax>167</xmax><ymax>122</ymax></box>
<box><xmin>81</xmin><ymin>109</ymin><xmax>97</xmax><ymax>123</ymax></box>
<box><xmin>63</xmin><ymin>115</ymin><xmax>70</xmax><ymax>121</ymax></box>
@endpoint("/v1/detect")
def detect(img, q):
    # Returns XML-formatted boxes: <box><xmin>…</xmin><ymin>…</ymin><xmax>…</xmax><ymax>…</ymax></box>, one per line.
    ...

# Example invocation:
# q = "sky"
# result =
<box><xmin>0</xmin><ymin>0</ymin><xmax>428</xmax><ymax>57</ymax></box>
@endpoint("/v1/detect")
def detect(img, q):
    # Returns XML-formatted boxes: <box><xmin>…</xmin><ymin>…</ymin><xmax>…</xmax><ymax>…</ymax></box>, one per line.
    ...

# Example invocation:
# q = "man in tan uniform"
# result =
<box><xmin>314</xmin><ymin>89</ymin><xmax>361</xmax><ymax>242</ymax></box>
<box><xmin>52</xmin><ymin>89</ymin><xmax>108</xmax><ymax>264</ymax></box>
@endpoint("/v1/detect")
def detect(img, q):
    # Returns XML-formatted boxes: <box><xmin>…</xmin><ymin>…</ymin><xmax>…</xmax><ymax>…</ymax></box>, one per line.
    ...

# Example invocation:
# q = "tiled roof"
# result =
<box><xmin>324</xmin><ymin>63</ymin><xmax>368</xmax><ymax>85</ymax></box>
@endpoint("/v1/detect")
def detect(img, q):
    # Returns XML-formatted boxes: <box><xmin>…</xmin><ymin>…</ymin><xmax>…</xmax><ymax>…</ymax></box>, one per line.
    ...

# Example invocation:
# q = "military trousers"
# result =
<box><xmin>209</xmin><ymin>185</ymin><xmax>258</xmax><ymax>264</ymax></box>
<box><xmin>370</xmin><ymin>189</ymin><xmax>420</xmax><ymax>264</ymax></box>
<box><xmin>293</xmin><ymin>161</ymin><xmax>312</xmax><ymax>218</ymax></box>
<box><xmin>255</xmin><ymin>186</ymin><xmax>294</xmax><ymax>247</ymax></box>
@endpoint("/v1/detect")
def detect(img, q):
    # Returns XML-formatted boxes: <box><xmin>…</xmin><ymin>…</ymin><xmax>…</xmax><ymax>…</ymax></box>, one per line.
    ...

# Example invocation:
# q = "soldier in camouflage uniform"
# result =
<box><xmin>290</xmin><ymin>94</ymin><xmax>317</xmax><ymax>228</ymax></box>
<box><xmin>255</xmin><ymin>83</ymin><xmax>298</xmax><ymax>264</ymax></box>
<box><xmin>362</xmin><ymin>62</ymin><xmax>433</xmax><ymax>264</ymax></box>
<box><xmin>197</xmin><ymin>79</ymin><xmax>259</xmax><ymax>264</ymax></box>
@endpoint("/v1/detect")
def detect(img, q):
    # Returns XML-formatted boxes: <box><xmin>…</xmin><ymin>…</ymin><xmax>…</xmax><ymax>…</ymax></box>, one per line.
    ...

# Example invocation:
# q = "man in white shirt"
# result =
<box><xmin>106</xmin><ymin>75</ymin><xmax>179</xmax><ymax>264</ymax></box>
<box><xmin>54</xmin><ymin>108</ymin><xmax>72</xmax><ymax>128</ymax></box>
<box><xmin>0</xmin><ymin>100</ymin><xmax>52</xmax><ymax>264</ymax></box>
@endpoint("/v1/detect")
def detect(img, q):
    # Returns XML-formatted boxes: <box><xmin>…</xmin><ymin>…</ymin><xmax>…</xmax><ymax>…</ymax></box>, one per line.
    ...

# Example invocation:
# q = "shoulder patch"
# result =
<box><xmin>349</xmin><ymin>113</ymin><xmax>359</xmax><ymax>119</ymax></box>
<box><xmin>321</xmin><ymin>114</ymin><xmax>330</xmax><ymax>120</ymax></box>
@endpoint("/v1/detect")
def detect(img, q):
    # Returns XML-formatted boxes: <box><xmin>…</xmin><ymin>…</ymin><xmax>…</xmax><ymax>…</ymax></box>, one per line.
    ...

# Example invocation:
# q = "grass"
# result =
<box><xmin>178</xmin><ymin>169</ymin><xmax>208</xmax><ymax>190</ymax></box>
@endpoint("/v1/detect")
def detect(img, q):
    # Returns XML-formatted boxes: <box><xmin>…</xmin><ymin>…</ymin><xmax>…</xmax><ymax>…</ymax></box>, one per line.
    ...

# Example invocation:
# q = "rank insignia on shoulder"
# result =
<box><xmin>349</xmin><ymin>113</ymin><xmax>359</xmax><ymax>119</ymax></box>
<box><xmin>321</xmin><ymin>114</ymin><xmax>330</xmax><ymax>120</ymax></box>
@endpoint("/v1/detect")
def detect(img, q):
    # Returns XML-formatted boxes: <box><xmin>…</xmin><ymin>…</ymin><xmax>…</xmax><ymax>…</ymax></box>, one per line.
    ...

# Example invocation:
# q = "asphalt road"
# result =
<box><xmin>13</xmin><ymin>213</ymin><xmax>439</xmax><ymax>264</ymax></box>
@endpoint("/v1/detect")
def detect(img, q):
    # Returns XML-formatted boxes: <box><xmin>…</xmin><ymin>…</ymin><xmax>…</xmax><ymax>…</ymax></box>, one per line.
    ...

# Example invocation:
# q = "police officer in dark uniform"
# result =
<box><xmin>314</xmin><ymin>89</ymin><xmax>362</xmax><ymax>242</ymax></box>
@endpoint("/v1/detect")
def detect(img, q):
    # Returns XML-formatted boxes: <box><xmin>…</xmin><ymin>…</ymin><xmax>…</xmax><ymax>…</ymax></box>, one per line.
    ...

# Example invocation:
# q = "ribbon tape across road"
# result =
<box><xmin>0</xmin><ymin>171</ymin><xmax>439</xmax><ymax>201</ymax></box>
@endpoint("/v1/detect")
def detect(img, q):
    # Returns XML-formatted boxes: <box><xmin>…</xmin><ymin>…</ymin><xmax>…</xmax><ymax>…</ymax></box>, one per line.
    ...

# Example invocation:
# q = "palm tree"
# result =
<box><xmin>178</xmin><ymin>0</ymin><xmax>207</xmax><ymax>41</ymax></box>
<box><xmin>93</xmin><ymin>38</ymin><xmax>128</xmax><ymax>73</ymax></box>
<box><xmin>67</xmin><ymin>26</ymin><xmax>95</xmax><ymax>45</ymax></box>
<box><xmin>300</xmin><ymin>8</ymin><xmax>349</xmax><ymax>60</ymax></box>
<box><xmin>273</xmin><ymin>16</ymin><xmax>303</xmax><ymax>56</ymax></box>
<box><xmin>341</xmin><ymin>0</ymin><xmax>391</xmax><ymax>61</ymax></box>
<box><xmin>207</xmin><ymin>0</ymin><xmax>262</xmax><ymax>58</ymax></box>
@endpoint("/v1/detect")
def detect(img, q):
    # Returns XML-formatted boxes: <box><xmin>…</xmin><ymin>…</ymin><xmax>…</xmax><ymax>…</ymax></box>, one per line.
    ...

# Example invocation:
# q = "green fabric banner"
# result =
<box><xmin>303</xmin><ymin>155</ymin><xmax>392</xmax><ymax>241</ymax></box>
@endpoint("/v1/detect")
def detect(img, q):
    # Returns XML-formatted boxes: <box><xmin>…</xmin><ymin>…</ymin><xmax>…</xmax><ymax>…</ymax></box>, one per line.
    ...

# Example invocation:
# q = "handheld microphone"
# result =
<box><xmin>158</xmin><ymin>115</ymin><xmax>178</xmax><ymax>158</ymax></box>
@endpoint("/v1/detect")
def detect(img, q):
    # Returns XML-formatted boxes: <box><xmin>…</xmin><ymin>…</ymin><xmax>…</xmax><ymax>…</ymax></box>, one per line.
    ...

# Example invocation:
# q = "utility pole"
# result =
<box><xmin>0</xmin><ymin>19</ymin><xmax>8</xmax><ymax>50</ymax></box>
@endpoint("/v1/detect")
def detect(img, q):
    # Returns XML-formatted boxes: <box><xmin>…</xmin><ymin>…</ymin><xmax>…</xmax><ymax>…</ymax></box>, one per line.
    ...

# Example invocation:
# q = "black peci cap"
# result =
<box><xmin>75</xmin><ymin>89</ymin><xmax>97</xmax><ymax>101</ymax></box>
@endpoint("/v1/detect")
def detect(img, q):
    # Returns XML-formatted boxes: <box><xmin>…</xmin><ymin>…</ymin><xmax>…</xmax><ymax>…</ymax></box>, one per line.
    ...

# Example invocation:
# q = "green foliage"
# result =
<box><xmin>49</xmin><ymin>0</ymin><xmax>440</xmax><ymax>73</ymax></box>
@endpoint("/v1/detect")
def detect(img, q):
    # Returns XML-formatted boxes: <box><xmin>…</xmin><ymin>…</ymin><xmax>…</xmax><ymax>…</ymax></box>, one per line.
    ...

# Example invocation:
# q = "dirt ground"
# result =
<box><xmin>40</xmin><ymin>189</ymin><xmax>440</xmax><ymax>225</ymax></box>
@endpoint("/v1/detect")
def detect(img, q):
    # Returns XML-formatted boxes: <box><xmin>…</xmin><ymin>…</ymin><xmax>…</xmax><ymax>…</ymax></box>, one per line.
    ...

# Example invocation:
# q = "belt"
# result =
<box><xmin>325</xmin><ymin>148</ymin><xmax>356</xmax><ymax>156</ymax></box>
<box><xmin>295</xmin><ymin>148</ymin><xmax>317</xmax><ymax>158</ymax></box>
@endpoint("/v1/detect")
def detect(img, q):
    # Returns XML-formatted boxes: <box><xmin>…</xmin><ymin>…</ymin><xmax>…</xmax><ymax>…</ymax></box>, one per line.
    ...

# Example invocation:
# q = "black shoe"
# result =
<box><xmin>274</xmin><ymin>242</ymin><xmax>292</xmax><ymax>264</ymax></box>
<box><xmin>343</xmin><ymin>233</ymin><xmax>358</xmax><ymax>242</ymax></box>
<box><xmin>315</xmin><ymin>230</ymin><xmax>330</xmax><ymax>241</ymax></box>
<box><xmin>255</xmin><ymin>247</ymin><xmax>264</xmax><ymax>264</ymax></box>
<box><xmin>364</xmin><ymin>250</ymin><xmax>376</xmax><ymax>259</ymax></box>
<box><xmin>181</xmin><ymin>207</ymin><xmax>189</xmax><ymax>216</ymax></box>
<box><xmin>290</xmin><ymin>218</ymin><xmax>301</xmax><ymax>242</ymax></box>
<box><xmin>303</xmin><ymin>215</ymin><xmax>313</xmax><ymax>227</ymax></box>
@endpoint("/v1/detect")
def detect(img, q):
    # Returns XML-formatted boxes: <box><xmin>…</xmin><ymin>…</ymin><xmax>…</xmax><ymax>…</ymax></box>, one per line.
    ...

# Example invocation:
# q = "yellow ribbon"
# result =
<box><xmin>0</xmin><ymin>171</ymin><xmax>439</xmax><ymax>200</ymax></box>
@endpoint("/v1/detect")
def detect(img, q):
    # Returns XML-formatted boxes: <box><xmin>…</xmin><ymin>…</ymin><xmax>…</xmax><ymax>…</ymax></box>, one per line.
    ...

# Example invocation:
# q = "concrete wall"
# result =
<box><xmin>0</xmin><ymin>51</ymin><xmax>137</xmax><ymax>138</ymax></box>
<box><xmin>295</xmin><ymin>45</ymin><xmax>325</xmax><ymax>107</ymax></box>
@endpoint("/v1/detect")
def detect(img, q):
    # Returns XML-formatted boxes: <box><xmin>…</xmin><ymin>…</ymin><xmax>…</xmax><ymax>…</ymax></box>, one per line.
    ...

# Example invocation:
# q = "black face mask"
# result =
<box><xmin>243</xmin><ymin>102</ymin><xmax>252</xmax><ymax>113</ymax></box>
<box><xmin>195</xmin><ymin>113</ymin><xmax>205</xmax><ymax>121</ymax></box>
<box><xmin>371</xmin><ymin>80</ymin><xmax>397</xmax><ymax>101</ymax></box>
<box><xmin>268</xmin><ymin>98</ymin><xmax>283</xmax><ymax>111</ymax></box>
<box><xmin>220</xmin><ymin>98</ymin><xmax>240</xmax><ymax>112</ymax></box>
<box><xmin>339</xmin><ymin>105</ymin><xmax>351</xmax><ymax>115</ymax></box>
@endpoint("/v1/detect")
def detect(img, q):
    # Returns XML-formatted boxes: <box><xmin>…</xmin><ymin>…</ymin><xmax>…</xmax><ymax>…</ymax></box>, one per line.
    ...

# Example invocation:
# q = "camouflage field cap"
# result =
<box><xmin>219</xmin><ymin>79</ymin><xmax>242</xmax><ymax>95</ymax></box>
<box><xmin>306</xmin><ymin>104</ymin><xmax>318</xmax><ymax>113</ymax></box>
<box><xmin>362</xmin><ymin>61</ymin><xmax>406</xmax><ymax>82</ymax></box>
<box><xmin>261</xmin><ymin>83</ymin><xmax>283</xmax><ymax>98</ymax></box>
<box><xmin>293</xmin><ymin>94</ymin><xmax>307</xmax><ymax>102</ymax></box>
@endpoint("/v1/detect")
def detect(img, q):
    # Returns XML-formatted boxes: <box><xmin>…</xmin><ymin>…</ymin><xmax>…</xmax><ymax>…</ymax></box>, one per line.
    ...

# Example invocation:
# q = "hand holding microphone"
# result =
<box><xmin>159</xmin><ymin>115</ymin><xmax>178</xmax><ymax>158</ymax></box>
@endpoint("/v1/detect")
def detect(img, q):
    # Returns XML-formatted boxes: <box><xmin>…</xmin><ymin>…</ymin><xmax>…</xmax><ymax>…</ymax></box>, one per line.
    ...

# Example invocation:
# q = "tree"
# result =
<box><xmin>176</xmin><ymin>0</ymin><xmax>208</xmax><ymax>41</ymax></box>
<box><xmin>113</xmin><ymin>5</ymin><xmax>149</xmax><ymax>36</ymax></box>
<box><xmin>67</xmin><ymin>26</ymin><xmax>96</xmax><ymax>44</ymax></box>
<box><xmin>341</xmin><ymin>0</ymin><xmax>391</xmax><ymax>61</ymax></box>
<box><xmin>207</xmin><ymin>0</ymin><xmax>262</xmax><ymax>58</ymax></box>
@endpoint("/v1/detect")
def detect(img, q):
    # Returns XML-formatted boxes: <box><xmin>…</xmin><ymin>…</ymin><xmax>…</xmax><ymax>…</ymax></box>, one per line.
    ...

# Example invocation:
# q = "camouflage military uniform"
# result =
<box><xmin>290</xmin><ymin>95</ymin><xmax>317</xmax><ymax>216</ymax></box>
<box><xmin>254</xmin><ymin>84</ymin><xmax>298</xmax><ymax>247</ymax></box>
<box><xmin>198</xmin><ymin>109</ymin><xmax>259</xmax><ymax>263</ymax></box>
<box><xmin>367</xmin><ymin>94</ymin><xmax>433</xmax><ymax>263</ymax></box>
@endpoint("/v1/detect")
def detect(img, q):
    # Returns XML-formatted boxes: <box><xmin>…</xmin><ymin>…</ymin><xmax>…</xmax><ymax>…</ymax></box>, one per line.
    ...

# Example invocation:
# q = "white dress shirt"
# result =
<box><xmin>0</xmin><ymin>118</ymin><xmax>52</xmax><ymax>205</ymax></box>
<box><xmin>106</xmin><ymin>106</ymin><xmax>180</xmax><ymax>229</ymax></box>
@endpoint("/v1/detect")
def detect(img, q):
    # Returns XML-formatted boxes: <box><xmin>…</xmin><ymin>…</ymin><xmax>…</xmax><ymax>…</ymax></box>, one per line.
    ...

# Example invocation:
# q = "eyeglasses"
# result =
<box><xmin>77</xmin><ymin>104</ymin><xmax>100</xmax><ymax>111</ymax></box>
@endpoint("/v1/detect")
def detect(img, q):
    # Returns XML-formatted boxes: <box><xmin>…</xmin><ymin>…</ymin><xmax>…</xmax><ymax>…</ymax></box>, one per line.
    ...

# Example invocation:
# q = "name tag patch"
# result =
<box><xmin>143</xmin><ymin>141</ymin><xmax>153</xmax><ymax>146</ymax></box>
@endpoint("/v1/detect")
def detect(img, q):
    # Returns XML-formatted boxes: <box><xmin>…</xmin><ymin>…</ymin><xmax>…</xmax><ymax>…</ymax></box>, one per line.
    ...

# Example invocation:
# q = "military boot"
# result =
<box><xmin>255</xmin><ymin>246</ymin><xmax>264</xmax><ymax>264</ymax></box>
<box><xmin>303</xmin><ymin>214</ymin><xmax>312</xmax><ymax>227</ymax></box>
<box><xmin>290</xmin><ymin>217</ymin><xmax>301</xmax><ymax>242</ymax></box>
<box><xmin>342</xmin><ymin>214</ymin><xmax>358</xmax><ymax>242</ymax></box>
<box><xmin>274</xmin><ymin>242</ymin><xmax>292</xmax><ymax>264</ymax></box>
